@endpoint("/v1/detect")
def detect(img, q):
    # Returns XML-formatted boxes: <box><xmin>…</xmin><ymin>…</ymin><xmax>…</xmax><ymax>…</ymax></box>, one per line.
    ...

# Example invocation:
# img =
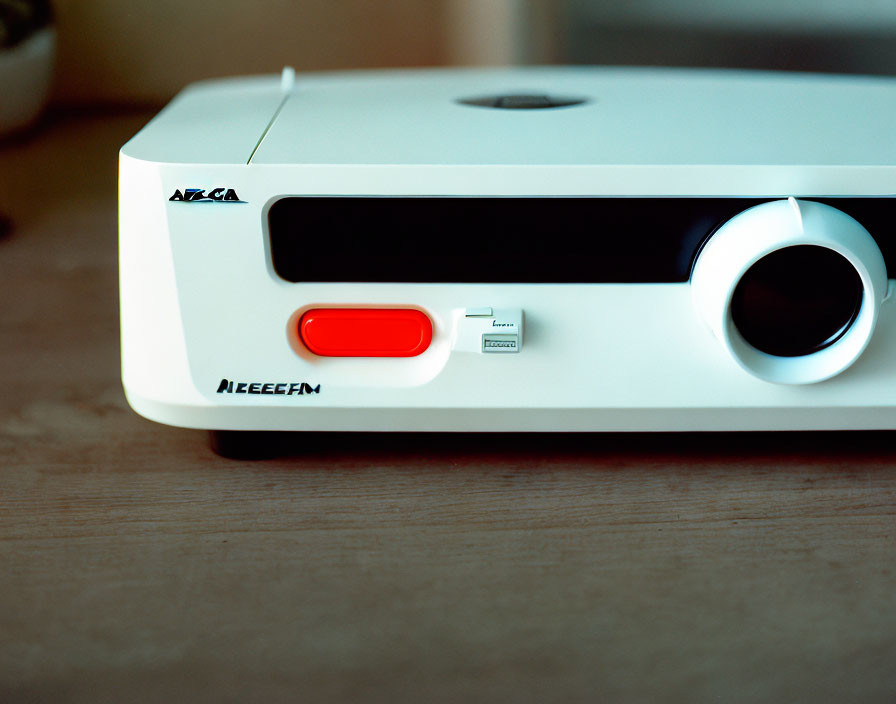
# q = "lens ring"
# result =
<box><xmin>690</xmin><ymin>199</ymin><xmax>888</xmax><ymax>384</ymax></box>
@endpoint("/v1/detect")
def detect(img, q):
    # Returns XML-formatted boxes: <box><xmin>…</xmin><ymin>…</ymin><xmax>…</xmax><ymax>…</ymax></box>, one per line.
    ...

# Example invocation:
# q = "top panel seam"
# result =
<box><xmin>248</xmin><ymin>93</ymin><xmax>291</xmax><ymax>165</ymax></box>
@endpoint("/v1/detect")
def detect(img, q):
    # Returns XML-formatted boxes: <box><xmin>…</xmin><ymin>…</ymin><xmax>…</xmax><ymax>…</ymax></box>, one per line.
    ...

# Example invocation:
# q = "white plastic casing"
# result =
<box><xmin>119</xmin><ymin>67</ymin><xmax>896</xmax><ymax>432</ymax></box>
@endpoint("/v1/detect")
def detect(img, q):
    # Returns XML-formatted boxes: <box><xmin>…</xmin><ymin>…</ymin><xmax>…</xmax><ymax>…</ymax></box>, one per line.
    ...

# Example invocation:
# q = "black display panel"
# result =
<box><xmin>267</xmin><ymin>197</ymin><xmax>895</xmax><ymax>283</ymax></box>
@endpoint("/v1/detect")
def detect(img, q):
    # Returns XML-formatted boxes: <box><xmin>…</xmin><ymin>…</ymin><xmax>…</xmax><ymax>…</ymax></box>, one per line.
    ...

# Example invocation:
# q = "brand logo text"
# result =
<box><xmin>170</xmin><ymin>188</ymin><xmax>245</xmax><ymax>203</ymax></box>
<box><xmin>216</xmin><ymin>379</ymin><xmax>320</xmax><ymax>395</ymax></box>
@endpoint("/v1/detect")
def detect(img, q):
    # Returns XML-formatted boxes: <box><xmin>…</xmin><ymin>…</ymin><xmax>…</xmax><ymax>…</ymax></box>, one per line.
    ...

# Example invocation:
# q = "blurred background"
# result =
<box><xmin>5</xmin><ymin>0</ymin><xmax>896</xmax><ymax>225</ymax></box>
<box><xmin>30</xmin><ymin>0</ymin><xmax>896</xmax><ymax>109</ymax></box>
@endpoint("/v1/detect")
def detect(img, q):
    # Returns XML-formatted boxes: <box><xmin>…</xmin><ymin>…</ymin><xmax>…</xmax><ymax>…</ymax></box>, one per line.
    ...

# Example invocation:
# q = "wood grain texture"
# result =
<box><xmin>1</xmin><ymin>112</ymin><xmax>896</xmax><ymax>704</ymax></box>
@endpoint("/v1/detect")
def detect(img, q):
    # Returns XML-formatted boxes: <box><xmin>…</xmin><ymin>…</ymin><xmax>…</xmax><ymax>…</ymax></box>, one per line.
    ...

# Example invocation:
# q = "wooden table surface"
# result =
<box><xmin>1</xmin><ymin>112</ymin><xmax>896</xmax><ymax>704</ymax></box>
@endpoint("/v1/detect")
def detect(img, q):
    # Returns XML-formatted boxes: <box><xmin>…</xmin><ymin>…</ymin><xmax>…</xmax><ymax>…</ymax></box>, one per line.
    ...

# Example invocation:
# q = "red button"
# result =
<box><xmin>299</xmin><ymin>308</ymin><xmax>432</xmax><ymax>357</ymax></box>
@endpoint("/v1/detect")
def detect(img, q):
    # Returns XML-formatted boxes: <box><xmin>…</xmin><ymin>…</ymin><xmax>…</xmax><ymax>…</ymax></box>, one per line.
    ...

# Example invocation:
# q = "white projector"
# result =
<box><xmin>119</xmin><ymin>66</ymin><xmax>896</xmax><ymax>454</ymax></box>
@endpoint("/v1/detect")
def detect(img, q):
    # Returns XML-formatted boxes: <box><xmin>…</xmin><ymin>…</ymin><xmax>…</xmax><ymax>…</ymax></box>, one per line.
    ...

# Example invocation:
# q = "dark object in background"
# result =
<box><xmin>0</xmin><ymin>0</ymin><xmax>55</xmax><ymax>135</ymax></box>
<box><xmin>565</xmin><ymin>22</ymin><xmax>896</xmax><ymax>75</ymax></box>
<box><xmin>0</xmin><ymin>0</ymin><xmax>53</xmax><ymax>48</ymax></box>
<box><xmin>550</xmin><ymin>1</ymin><xmax>896</xmax><ymax>76</ymax></box>
<box><xmin>0</xmin><ymin>1</ymin><xmax>55</xmax><ymax>229</ymax></box>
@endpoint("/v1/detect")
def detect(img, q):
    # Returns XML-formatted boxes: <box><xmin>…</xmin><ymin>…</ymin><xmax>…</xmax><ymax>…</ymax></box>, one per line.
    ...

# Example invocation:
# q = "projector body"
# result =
<box><xmin>119</xmin><ymin>67</ymin><xmax>896</xmax><ymax>433</ymax></box>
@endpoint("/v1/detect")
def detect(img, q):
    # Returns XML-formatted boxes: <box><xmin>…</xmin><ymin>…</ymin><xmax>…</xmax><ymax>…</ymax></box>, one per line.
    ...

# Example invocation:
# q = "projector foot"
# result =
<box><xmin>208</xmin><ymin>430</ymin><xmax>285</xmax><ymax>460</ymax></box>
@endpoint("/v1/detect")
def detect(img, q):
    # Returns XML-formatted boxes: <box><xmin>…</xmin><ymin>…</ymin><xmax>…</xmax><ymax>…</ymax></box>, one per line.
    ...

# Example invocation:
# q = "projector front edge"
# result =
<box><xmin>119</xmin><ymin>67</ymin><xmax>896</xmax><ymax>448</ymax></box>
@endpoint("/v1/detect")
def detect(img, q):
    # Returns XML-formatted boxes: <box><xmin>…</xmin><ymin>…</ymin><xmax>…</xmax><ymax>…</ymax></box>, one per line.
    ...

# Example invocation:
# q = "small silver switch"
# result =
<box><xmin>455</xmin><ymin>308</ymin><xmax>523</xmax><ymax>353</ymax></box>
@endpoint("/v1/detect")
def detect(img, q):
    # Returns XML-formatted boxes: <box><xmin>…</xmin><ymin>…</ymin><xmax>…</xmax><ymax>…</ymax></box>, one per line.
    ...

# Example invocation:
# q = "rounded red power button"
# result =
<box><xmin>299</xmin><ymin>308</ymin><xmax>433</xmax><ymax>357</ymax></box>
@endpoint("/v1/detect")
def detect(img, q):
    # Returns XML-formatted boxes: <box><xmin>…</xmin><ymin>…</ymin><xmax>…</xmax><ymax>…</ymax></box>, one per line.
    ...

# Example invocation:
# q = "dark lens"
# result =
<box><xmin>730</xmin><ymin>245</ymin><xmax>863</xmax><ymax>357</ymax></box>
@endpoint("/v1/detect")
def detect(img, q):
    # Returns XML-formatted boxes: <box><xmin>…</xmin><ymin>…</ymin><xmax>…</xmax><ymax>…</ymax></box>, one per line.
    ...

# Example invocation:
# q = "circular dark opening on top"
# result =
<box><xmin>457</xmin><ymin>94</ymin><xmax>587</xmax><ymax>110</ymax></box>
<box><xmin>730</xmin><ymin>245</ymin><xmax>863</xmax><ymax>358</ymax></box>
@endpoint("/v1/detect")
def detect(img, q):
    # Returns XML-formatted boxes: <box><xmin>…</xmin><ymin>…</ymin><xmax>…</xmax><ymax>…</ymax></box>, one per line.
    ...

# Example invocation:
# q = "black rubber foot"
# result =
<box><xmin>208</xmin><ymin>430</ymin><xmax>288</xmax><ymax>460</ymax></box>
<box><xmin>0</xmin><ymin>214</ymin><xmax>11</xmax><ymax>241</ymax></box>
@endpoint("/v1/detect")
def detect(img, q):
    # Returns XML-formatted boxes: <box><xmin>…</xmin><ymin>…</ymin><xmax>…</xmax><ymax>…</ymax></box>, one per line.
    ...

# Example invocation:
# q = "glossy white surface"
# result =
<box><xmin>250</xmin><ymin>67</ymin><xmax>896</xmax><ymax>167</ymax></box>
